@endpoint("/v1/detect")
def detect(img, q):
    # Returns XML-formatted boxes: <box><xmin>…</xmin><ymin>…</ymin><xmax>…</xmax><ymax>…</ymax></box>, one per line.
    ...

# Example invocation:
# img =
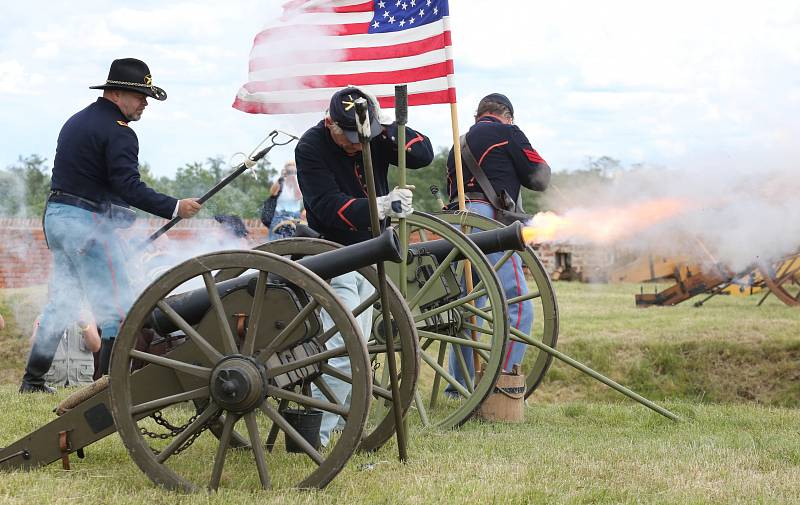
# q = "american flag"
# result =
<box><xmin>233</xmin><ymin>0</ymin><xmax>454</xmax><ymax>114</ymax></box>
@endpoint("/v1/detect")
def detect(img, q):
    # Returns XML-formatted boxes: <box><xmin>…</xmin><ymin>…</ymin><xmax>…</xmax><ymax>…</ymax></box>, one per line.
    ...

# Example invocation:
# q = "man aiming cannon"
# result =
<box><xmin>295</xmin><ymin>86</ymin><xmax>434</xmax><ymax>446</ymax></box>
<box><xmin>20</xmin><ymin>58</ymin><xmax>203</xmax><ymax>394</ymax></box>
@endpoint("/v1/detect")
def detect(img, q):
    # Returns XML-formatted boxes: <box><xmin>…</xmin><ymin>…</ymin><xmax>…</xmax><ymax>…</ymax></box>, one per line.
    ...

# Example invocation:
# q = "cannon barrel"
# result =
<box><xmin>408</xmin><ymin>221</ymin><xmax>525</xmax><ymax>263</ymax></box>
<box><xmin>149</xmin><ymin>223</ymin><xmax>524</xmax><ymax>334</ymax></box>
<box><xmin>149</xmin><ymin>228</ymin><xmax>401</xmax><ymax>334</ymax></box>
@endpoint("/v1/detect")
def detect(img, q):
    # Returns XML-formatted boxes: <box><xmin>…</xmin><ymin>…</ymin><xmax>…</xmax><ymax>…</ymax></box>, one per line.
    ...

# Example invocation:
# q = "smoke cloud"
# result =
<box><xmin>535</xmin><ymin>157</ymin><xmax>800</xmax><ymax>274</ymax></box>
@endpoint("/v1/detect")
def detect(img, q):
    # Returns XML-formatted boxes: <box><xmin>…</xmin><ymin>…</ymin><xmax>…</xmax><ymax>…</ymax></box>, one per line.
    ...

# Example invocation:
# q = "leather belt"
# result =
<box><xmin>48</xmin><ymin>191</ymin><xmax>103</xmax><ymax>213</ymax></box>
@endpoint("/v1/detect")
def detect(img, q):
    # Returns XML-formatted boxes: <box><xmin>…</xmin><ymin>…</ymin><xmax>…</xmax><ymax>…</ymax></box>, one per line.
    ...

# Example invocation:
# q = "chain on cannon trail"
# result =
<box><xmin>140</xmin><ymin>410</ymin><xmax>216</xmax><ymax>455</ymax></box>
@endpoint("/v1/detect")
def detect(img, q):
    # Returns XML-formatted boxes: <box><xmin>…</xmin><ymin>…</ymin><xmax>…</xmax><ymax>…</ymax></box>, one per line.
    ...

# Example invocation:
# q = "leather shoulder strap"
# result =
<box><xmin>459</xmin><ymin>135</ymin><xmax>503</xmax><ymax>209</ymax></box>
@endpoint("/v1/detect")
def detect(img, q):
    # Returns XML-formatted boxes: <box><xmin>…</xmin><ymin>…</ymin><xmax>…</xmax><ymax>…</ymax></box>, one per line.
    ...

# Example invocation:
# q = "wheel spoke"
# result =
<box><xmin>429</xmin><ymin>341</ymin><xmax>447</xmax><ymax>409</ymax></box>
<box><xmin>129</xmin><ymin>350</ymin><xmax>211</xmax><ymax>379</ymax></box>
<box><xmin>244</xmin><ymin>412</ymin><xmax>271</xmax><ymax>489</ymax></box>
<box><xmin>259</xmin><ymin>299</ymin><xmax>319</xmax><ymax>361</ymax></box>
<box><xmin>156</xmin><ymin>300</ymin><xmax>223</xmax><ymax>364</ymax></box>
<box><xmin>156</xmin><ymin>402</ymin><xmax>220</xmax><ymax>463</ymax></box>
<box><xmin>242</xmin><ymin>271</ymin><xmax>268</xmax><ymax>356</ymax></box>
<box><xmin>508</xmin><ymin>291</ymin><xmax>541</xmax><ymax>305</ymax></box>
<box><xmin>312</xmin><ymin>377</ymin><xmax>344</xmax><ymax>407</ymax></box>
<box><xmin>320</xmin><ymin>363</ymin><xmax>388</xmax><ymax>404</ymax></box>
<box><xmin>203</xmin><ymin>272</ymin><xmax>239</xmax><ymax>355</ymax></box>
<box><xmin>453</xmin><ymin>342</ymin><xmax>474</xmax><ymax>393</ymax></box>
<box><xmin>493</xmin><ymin>250</ymin><xmax>515</xmax><ymax>271</ymax></box>
<box><xmin>420</xmin><ymin>352</ymin><xmax>469</xmax><ymax>398</ymax></box>
<box><xmin>209</xmin><ymin>412</ymin><xmax>239</xmax><ymax>490</ymax></box>
<box><xmin>260</xmin><ymin>402</ymin><xmax>324</xmax><ymax>465</ymax></box>
<box><xmin>419</xmin><ymin>330</ymin><xmax>493</xmax><ymax>351</ymax></box>
<box><xmin>131</xmin><ymin>386</ymin><xmax>210</xmax><ymax>416</ymax></box>
<box><xmin>463</xmin><ymin>302</ymin><xmax>493</xmax><ymax>322</ymax></box>
<box><xmin>352</xmin><ymin>291</ymin><xmax>380</xmax><ymax>319</ymax></box>
<box><xmin>265</xmin><ymin>384</ymin><xmax>349</xmax><ymax>417</ymax></box>
<box><xmin>265</xmin><ymin>399</ymin><xmax>288</xmax><ymax>452</ymax></box>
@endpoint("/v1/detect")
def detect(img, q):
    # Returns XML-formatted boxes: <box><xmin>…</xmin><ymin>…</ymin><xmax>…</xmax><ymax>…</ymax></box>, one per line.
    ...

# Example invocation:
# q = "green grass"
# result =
<box><xmin>1</xmin><ymin>281</ymin><xmax>799</xmax><ymax>503</ymax></box>
<box><xmin>1</xmin><ymin>386</ymin><xmax>799</xmax><ymax>504</ymax></box>
<box><xmin>530</xmin><ymin>282</ymin><xmax>800</xmax><ymax>407</ymax></box>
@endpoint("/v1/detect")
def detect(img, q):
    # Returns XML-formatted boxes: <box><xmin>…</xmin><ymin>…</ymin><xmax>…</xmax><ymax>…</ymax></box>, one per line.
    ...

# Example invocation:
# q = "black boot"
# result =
<box><xmin>97</xmin><ymin>338</ymin><xmax>115</xmax><ymax>376</ymax></box>
<box><xmin>19</xmin><ymin>382</ymin><xmax>56</xmax><ymax>394</ymax></box>
<box><xmin>20</xmin><ymin>328</ymin><xmax>62</xmax><ymax>394</ymax></box>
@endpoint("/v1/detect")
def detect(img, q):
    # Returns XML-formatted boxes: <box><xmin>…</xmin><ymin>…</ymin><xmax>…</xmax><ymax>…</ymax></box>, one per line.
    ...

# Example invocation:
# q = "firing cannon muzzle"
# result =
<box><xmin>149</xmin><ymin>228</ymin><xmax>402</xmax><ymax>334</ymax></box>
<box><xmin>408</xmin><ymin>221</ymin><xmax>525</xmax><ymax>263</ymax></box>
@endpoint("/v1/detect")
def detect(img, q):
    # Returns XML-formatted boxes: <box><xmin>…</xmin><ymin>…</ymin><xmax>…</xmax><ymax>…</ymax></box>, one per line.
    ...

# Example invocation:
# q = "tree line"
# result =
<box><xmin>0</xmin><ymin>152</ymin><xmax>625</xmax><ymax>219</ymax></box>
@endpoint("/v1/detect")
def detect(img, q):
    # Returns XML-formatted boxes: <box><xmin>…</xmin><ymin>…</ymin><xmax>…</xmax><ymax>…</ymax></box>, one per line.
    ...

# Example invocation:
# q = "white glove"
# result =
<box><xmin>377</xmin><ymin>187</ymin><xmax>414</xmax><ymax>219</ymax></box>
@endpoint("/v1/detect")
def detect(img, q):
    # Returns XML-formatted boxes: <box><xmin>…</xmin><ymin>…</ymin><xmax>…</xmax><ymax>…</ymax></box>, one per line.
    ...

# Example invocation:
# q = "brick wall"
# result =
<box><xmin>0</xmin><ymin>218</ymin><xmax>269</xmax><ymax>289</ymax></box>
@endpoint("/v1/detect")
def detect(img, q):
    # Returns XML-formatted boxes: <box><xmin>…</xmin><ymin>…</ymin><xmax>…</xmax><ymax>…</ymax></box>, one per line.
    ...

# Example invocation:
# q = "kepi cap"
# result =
<box><xmin>328</xmin><ymin>87</ymin><xmax>382</xmax><ymax>143</ymax></box>
<box><xmin>479</xmin><ymin>92</ymin><xmax>513</xmax><ymax>117</ymax></box>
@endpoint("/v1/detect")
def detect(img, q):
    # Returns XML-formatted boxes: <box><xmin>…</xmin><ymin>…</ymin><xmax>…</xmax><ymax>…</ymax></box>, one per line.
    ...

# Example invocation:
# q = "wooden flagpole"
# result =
<box><xmin>445</xmin><ymin>12</ymin><xmax>483</xmax><ymax>380</ymax></box>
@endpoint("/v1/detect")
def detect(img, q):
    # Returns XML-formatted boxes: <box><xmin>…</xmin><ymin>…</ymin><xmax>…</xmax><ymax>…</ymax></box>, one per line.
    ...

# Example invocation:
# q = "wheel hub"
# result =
<box><xmin>209</xmin><ymin>355</ymin><xmax>268</xmax><ymax>413</ymax></box>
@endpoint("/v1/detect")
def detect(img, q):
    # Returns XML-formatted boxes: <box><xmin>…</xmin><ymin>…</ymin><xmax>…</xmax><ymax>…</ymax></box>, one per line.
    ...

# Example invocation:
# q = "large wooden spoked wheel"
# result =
<box><xmin>435</xmin><ymin>211</ymin><xmax>560</xmax><ymax>397</ymax></box>
<box><xmin>109</xmin><ymin>250</ymin><xmax>371</xmax><ymax>492</ymax></box>
<box><xmin>758</xmin><ymin>253</ymin><xmax>800</xmax><ymax>307</ymax></box>
<box><xmin>390</xmin><ymin>212</ymin><xmax>509</xmax><ymax>429</ymax></box>
<box><xmin>214</xmin><ymin>238</ymin><xmax>420</xmax><ymax>453</ymax></box>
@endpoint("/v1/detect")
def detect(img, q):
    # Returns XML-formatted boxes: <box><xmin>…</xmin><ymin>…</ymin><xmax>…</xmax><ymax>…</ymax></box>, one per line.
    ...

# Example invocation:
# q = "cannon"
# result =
<box><xmin>0</xmin><ymin>218</ymin><xmax>527</xmax><ymax>490</ymax></box>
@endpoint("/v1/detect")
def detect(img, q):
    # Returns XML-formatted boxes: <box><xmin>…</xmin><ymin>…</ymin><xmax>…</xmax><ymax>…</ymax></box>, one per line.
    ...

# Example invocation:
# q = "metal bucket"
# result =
<box><xmin>281</xmin><ymin>408</ymin><xmax>323</xmax><ymax>452</ymax></box>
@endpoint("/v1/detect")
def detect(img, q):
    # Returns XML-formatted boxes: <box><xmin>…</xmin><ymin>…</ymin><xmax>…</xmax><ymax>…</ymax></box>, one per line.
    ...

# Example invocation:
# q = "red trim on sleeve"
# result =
<box><xmin>477</xmin><ymin>141</ymin><xmax>509</xmax><ymax>166</ymax></box>
<box><xmin>523</xmin><ymin>148</ymin><xmax>545</xmax><ymax>164</ymax></box>
<box><xmin>337</xmin><ymin>198</ymin><xmax>358</xmax><ymax>230</ymax></box>
<box><xmin>404</xmin><ymin>134</ymin><xmax>424</xmax><ymax>150</ymax></box>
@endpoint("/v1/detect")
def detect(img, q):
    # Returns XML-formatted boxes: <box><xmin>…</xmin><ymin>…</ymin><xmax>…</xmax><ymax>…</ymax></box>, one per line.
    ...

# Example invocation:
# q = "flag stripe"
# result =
<box><xmin>250</xmin><ymin>31</ymin><xmax>450</xmax><ymax>71</ymax></box>
<box><xmin>251</xmin><ymin>18</ymin><xmax>447</xmax><ymax>52</ymax></box>
<box><xmin>237</xmin><ymin>76</ymin><xmax>452</xmax><ymax>104</ymax></box>
<box><xmin>248</xmin><ymin>48</ymin><xmax>448</xmax><ymax>81</ymax></box>
<box><xmin>244</xmin><ymin>60</ymin><xmax>453</xmax><ymax>92</ymax></box>
<box><xmin>233</xmin><ymin>88</ymin><xmax>455</xmax><ymax>114</ymax></box>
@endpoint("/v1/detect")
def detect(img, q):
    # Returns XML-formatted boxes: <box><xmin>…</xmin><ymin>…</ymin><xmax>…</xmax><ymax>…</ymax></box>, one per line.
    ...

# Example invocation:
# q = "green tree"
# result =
<box><xmin>0</xmin><ymin>155</ymin><xmax>52</xmax><ymax>217</ymax></box>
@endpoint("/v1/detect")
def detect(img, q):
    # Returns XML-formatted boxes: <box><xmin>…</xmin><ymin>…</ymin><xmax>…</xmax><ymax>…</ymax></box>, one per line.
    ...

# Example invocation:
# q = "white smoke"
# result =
<box><xmin>540</xmin><ymin>156</ymin><xmax>800</xmax><ymax>273</ymax></box>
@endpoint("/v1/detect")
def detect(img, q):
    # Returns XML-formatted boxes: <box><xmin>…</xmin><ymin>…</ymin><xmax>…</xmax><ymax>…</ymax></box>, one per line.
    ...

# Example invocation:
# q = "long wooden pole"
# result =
<box><xmin>449</xmin><ymin>102</ymin><xmax>482</xmax><ymax>377</ymax></box>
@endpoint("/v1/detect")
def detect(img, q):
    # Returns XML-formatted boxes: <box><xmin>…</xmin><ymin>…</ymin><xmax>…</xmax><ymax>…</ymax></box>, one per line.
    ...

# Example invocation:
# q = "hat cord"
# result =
<box><xmin>105</xmin><ymin>79</ymin><xmax>153</xmax><ymax>89</ymax></box>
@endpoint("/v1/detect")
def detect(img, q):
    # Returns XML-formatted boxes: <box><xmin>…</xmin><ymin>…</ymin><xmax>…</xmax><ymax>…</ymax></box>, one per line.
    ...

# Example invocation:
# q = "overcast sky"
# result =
<box><xmin>1</xmin><ymin>0</ymin><xmax>798</xmax><ymax>178</ymax></box>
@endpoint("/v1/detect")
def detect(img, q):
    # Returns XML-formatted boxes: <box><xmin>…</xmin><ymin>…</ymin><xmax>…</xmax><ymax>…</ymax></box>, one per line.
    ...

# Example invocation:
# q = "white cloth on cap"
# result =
<box><xmin>347</xmin><ymin>85</ymin><xmax>393</xmax><ymax>125</ymax></box>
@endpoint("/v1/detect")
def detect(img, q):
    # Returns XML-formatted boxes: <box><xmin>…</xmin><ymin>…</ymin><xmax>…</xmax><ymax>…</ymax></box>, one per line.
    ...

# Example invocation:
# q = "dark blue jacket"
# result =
<box><xmin>447</xmin><ymin>115</ymin><xmax>550</xmax><ymax>205</ymax></box>
<box><xmin>51</xmin><ymin>98</ymin><xmax>177</xmax><ymax>219</ymax></box>
<box><xmin>296</xmin><ymin>120</ymin><xmax>434</xmax><ymax>245</ymax></box>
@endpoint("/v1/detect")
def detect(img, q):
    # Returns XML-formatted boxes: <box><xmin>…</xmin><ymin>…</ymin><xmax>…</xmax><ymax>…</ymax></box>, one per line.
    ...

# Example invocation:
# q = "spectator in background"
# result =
<box><xmin>268</xmin><ymin>160</ymin><xmax>304</xmax><ymax>239</ymax></box>
<box><xmin>30</xmin><ymin>310</ymin><xmax>101</xmax><ymax>388</ymax></box>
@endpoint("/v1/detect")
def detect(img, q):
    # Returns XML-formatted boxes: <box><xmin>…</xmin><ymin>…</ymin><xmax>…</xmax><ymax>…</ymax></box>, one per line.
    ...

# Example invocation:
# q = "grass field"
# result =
<box><xmin>1</xmin><ymin>281</ymin><xmax>799</xmax><ymax>504</ymax></box>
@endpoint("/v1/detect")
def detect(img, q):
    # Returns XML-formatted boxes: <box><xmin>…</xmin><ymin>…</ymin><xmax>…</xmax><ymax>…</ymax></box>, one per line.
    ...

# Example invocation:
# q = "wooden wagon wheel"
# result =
<box><xmin>435</xmin><ymin>211</ymin><xmax>560</xmax><ymax>397</ymax></box>
<box><xmin>215</xmin><ymin>237</ymin><xmax>419</xmax><ymax>453</ymax></box>
<box><xmin>758</xmin><ymin>253</ymin><xmax>800</xmax><ymax>307</ymax></box>
<box><xmin>109</xmin><ymin>250</ymin><xmax>371</xmax><ymax>491</ymax></box>
<box><xmin>390</xmin><ymin>212</ymin><xmax>509</xmax><ymax>429</ymax></box>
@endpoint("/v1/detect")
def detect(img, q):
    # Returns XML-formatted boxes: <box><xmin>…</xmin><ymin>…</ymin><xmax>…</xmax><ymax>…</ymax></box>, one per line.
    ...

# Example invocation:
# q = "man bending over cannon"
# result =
<box><xmin>295</xmin><ymin>86</ymin><xmax>434</xmax><ymax>445</ymax></box>
<box><xmin>445</xmin><ymin>93</ymin><xmax>551</xmax><ymax>392</ymax></box>
<box><xmin>20</xmin><ymin>58</ymin><xmax>203</xmax><ymax>394</ymax></box>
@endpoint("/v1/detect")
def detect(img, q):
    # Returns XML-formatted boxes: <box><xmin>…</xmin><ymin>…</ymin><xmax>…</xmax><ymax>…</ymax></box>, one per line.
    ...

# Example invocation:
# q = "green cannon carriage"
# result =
<box><xmin>1</xmin><ymin>217</ymin><xmax>546</xmax><ymax>491</ymax></box>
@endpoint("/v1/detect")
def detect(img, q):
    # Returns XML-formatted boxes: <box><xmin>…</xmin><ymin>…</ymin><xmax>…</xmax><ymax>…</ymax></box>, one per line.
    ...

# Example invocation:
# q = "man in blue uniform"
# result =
<box><xmin>446</xmin><ymin>93</ymin><xmax>551</xmax><ymax>390</ymax></box>
<box><xmin>295</xmin><ymin>87</ymin><xmax>433</xmax><ymax>445</ymax></box>
<box><xmin>20</xmin><ymin>58</ymin><xmax>202</xmax><ymax>393</ymax></box>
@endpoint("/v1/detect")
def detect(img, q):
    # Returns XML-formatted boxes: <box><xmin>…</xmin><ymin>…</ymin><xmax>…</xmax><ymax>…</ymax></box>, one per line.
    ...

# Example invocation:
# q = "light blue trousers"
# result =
<box><xmin>311</xmin><ymin>271</ymin><xmax>375</xmax><ymax>446</ymax></box>
<box><xmin>448</xmin><ymin>202</ymin><xmax>534</xmax><ymax>392</ymax></box>
<box><xmin>24</xmin><ymin>202</ymin><xmax>135</xmax><ymax>386</ymax></box>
